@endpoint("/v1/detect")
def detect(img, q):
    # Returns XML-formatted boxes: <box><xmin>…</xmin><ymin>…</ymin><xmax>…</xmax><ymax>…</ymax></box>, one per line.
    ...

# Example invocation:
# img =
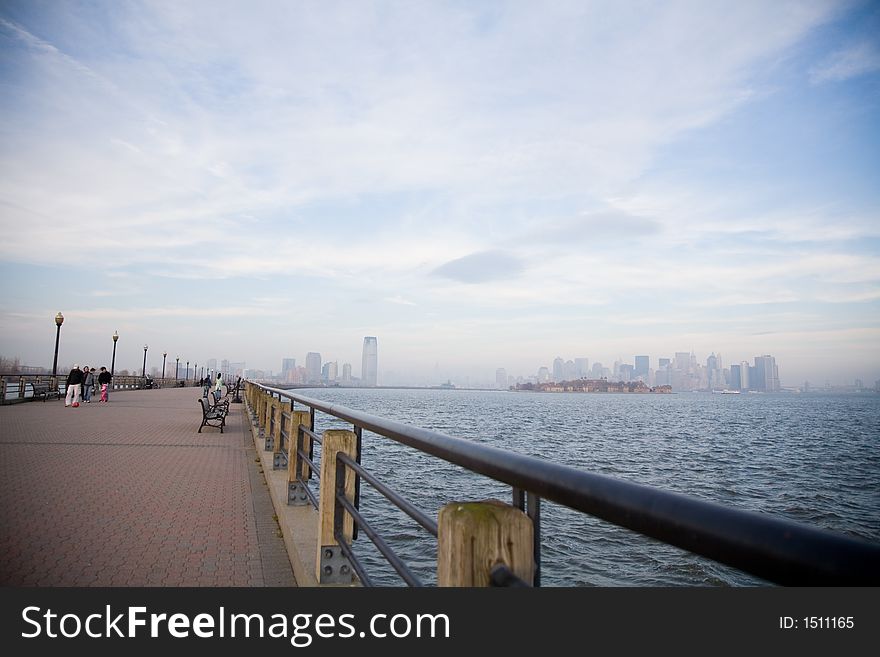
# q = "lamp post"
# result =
<box><xmin>175</xmin><ymin>356</ymin><xmax>179</xmax><ymax>381</ymax></box>
<box><xmin>51</xmin><ymin>312</ymin><xmax>64</xmax><ymax>377</ymax></box>
<box><xmin>142</xmin><ymin>345</ymin><xmax>148</xmax><ymax>379</ymax></box>
<box><xmin>162</xmin><ymin>351</ymin><xmax>167</xmax><ymax>382</ymax></box>
<box><xmin>186</xmin><ymin>361</ymin><xmax>189</xmax><ymax>382</ymax></box>
<box><xmin>194</xmin><ymin>363</ymin><xmax>198</xmax><ymax>382</ymax></box>
<box><xmin>111</xmin><ymin>331</ymin><xmax>119</xmax><ymax>376</ymax></box>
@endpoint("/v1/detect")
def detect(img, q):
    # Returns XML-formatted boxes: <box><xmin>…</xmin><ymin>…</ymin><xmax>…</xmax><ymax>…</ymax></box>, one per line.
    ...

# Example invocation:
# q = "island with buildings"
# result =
<box><xmin>515</xmin><ymin>379</ymin><xmax>672</xmax><ymax>394</ymax></box>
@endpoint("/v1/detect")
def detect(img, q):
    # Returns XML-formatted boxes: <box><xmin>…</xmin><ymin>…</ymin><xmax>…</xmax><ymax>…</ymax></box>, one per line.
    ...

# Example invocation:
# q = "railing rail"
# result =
<box><xmin>249</xmin><ymin>382</ymin><xmax>880</xmax><ymax>586</ymax></box>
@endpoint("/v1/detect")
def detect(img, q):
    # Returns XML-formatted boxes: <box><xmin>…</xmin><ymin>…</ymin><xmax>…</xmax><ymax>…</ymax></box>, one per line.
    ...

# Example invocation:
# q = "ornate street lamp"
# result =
<box><xmin>142</xmin><ymin>345</ymin><xmax>148</xmax><ymax>379</ymax></box>
<box><xmin>185</xmin><ymin>361</ymin><xmax>189</xmax><ymax>381</ymax></box>
<box><xmin>175</xmin><ymin>356</ymin><xmax>179</xmax><ymax>380</ymax></box>
<box><xmin>111</xmin><ymin>331</ymin><xmax>119</xmax><ymax>376</ymax></box>
<box><xmin>51</xmin><ymin>312</ymin><xmax>64</xmax><ymax>377</ymax></box>
<box><xmin>162</xmin><ymin>351</ymin><xmax>167</xmax><ymax>381</ymax></box>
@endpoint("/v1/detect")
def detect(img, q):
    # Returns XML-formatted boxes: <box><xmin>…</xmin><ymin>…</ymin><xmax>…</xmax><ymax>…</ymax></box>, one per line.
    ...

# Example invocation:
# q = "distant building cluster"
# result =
<box><xmin>501</xmin><ymin>353</ymin><xmax>782</xmax><ymax>393</ymax></box>
<box><xmin>262</xmin><ymin>337</ymin><xmax>379</xmax><ymax>387</ymax></box>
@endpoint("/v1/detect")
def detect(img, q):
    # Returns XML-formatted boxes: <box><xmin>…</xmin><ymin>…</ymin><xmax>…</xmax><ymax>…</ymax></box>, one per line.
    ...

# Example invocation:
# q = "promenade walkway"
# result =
<box><xmin>0</xmin><ymin>387</ymin><xmax>296</xmax><ymax>587</ymax></box>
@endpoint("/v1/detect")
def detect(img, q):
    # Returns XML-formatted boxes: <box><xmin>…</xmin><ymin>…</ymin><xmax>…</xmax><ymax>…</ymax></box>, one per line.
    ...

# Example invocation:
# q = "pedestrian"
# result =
<box><xmin>65</xmin><ymin>364</ymin><xmax>84</xmax><ymax>407</ymax></box>
<box><xmin>82</xmin><ymin>366</ymin><xmax>95</xmax><ymax>403</ymax></box>
<box><xmin>97</xmin><ymin>366</ymin><xmax>112</xmax><ymax>402</ymax></box>
<box><xmin>213</xmin><ymin>372</ymin><xmax>223</xmax><ymax>401</ymax></box>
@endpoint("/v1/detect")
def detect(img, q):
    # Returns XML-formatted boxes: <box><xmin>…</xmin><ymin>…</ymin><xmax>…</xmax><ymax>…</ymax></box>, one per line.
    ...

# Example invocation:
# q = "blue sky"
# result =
<box><xmin>1</xmin><ymin>0</ymin><xmax>878</xmax><ymax>386</ymax></box>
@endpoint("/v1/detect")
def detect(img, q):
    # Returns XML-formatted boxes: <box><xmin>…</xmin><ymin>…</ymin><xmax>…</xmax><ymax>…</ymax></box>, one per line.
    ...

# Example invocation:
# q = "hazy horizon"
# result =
<box><xmin>1</xmin><ymin>2</ymin><xmax>878</xmax><ymax>388</ymax></box>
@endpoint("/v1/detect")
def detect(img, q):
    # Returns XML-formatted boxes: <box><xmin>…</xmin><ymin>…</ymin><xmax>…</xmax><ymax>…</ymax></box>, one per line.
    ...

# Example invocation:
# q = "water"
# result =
<box><xmin>291</xmin><ymin>387</ymin><xmax>880</xmax><ymax>586</ymax></box>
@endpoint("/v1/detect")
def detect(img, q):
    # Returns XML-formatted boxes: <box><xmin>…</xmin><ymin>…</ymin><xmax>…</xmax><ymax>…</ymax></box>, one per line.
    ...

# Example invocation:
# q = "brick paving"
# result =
<box><xmin>0</xmin><ymin>387</ymin><xmax>296</xmax><ymax>587</ymax></box>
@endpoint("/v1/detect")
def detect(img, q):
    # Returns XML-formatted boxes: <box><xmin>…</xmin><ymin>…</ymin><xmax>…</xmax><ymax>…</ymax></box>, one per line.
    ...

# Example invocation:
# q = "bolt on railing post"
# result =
<box><xmin>316</xmin><ymin>428</ymin><xmax>357</xmax><ymax>584</ymax></box>
<box><xmin>437</xmin><ymin>499</ymin><xmax>534</xmax><ymax>587</ymax></box>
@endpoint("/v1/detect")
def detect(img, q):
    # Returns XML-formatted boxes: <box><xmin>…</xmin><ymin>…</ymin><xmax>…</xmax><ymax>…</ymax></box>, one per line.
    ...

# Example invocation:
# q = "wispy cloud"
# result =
<box><xmin>810</xmin><ymin>40</ymin><xmax>880</xmax><ymax>84</ymax></box>
<box><xmin>432</xmin><ymin>250</ymin><xmax>526</xmax><ymax>284</ymax></box>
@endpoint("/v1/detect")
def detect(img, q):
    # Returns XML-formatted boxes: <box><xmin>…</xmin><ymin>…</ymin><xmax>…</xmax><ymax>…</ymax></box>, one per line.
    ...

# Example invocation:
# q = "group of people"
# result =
<box><xmin>201</xmin><ymin>373</ymin><xmax>224</xmax><ymax>400</ymax></box>
<box><xmin>64</xmin><ymin>364</ymin><xmax>112</xmax><ymax>407</ymax></box>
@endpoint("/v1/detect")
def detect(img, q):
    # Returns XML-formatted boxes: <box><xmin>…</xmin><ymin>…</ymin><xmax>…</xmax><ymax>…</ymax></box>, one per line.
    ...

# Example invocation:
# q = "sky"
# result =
<box><xmin>1</xmin><ymin>0</ymin><xmax>878</xmax><ymax>387</ymax></box>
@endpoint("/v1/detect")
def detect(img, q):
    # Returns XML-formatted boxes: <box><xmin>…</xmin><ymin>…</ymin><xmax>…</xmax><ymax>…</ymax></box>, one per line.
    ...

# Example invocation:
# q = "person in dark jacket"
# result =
<box><xmin>65</xmin><ymin>364</ymin><xmax>84</xmax><ymax>407</ymax></box>
<box><xmin>82</xmin><ymin>366</ymin><xmax>95</xmax><ymax>403</ymax></box>
<box><xmin>97</xmin><ymin>367</ymin><xmax>112</xmax><ymax>402</ymax></box>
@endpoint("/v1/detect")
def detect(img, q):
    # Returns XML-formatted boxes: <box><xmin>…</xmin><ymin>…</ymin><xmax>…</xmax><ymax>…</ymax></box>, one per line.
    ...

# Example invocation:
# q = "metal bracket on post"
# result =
<box><xmin>273</xmin><ymin>452</ymin><xmax>284</xmax><ymax>470</ymax></box>
<box><xmin>319</xmin><ymin>545</ymin><xmax>353</xmax><ymax>584</ymax></box>
<box><xmin>264</xmin><ymin>433</ymin><xmax>274</xmax><ymax>451</ymax></box>
<box><xmin>288</xmin><ymin>481</ymin><xmax>310</xmax><ymax>506</ymax></box>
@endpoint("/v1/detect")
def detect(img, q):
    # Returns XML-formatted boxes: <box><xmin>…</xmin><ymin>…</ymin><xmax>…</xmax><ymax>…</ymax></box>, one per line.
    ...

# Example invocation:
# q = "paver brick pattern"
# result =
<box><xmin>0</xmin><ymin>387</ymin><xmax>296</xmax><ymax>587</ymax></box>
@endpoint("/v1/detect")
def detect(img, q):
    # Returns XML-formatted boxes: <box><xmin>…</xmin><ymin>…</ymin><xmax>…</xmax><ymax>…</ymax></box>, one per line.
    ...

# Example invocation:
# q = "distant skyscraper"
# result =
<box><xmin>362</xmin><ymin>337</ymin><xmax>378</xmax><ymax>387</ymax></box>
<box><xmin>740</xmin><ymin>361</ymin><xmax>751</xmax><ymax>390</ymax></box>
<box><xmin>552</xmin><ymin>357</ymin><xmax>564</xmax><ymax>382</ymax></box>
<box><xmin>322</xmin><ymin>361</ymin><xmax>338</xmax><ymax>382</ymax></box>
<box><xmin>496</xmin><ymin>368</ymin><xmax>507</xmax><ymax>390</ymax></box>
<box><xmin>305</xmin><ymin>352</ymin><xmax>322</xmax><ymax>383</ymax></box>
<box><xmin>753</xmin><ymin>355</ymin><xmax>779</xmax><ymax>392</ymax></box>
<box><xmin>281</xmin><ymin>358</ymin><xmax>296</xmax><ymax>382</ymax></box>
<box><xmin>342</xmin><ymin>363</ymin><xmax>352</xmax><ymax>383</ymax></box>
<box><xmin>574</xmin><ymin>358</ymin><xmax>589</xmax><ymax>378</ymax></box>
<box><xmin>730</xmin><ymin>364</ymin><xmax>742</xmax><ymax>390</ymax></box>
<box><xmin>634</xmin><ymin>355</ymin><xmax>649</xmax><ymax>380</ymax></box>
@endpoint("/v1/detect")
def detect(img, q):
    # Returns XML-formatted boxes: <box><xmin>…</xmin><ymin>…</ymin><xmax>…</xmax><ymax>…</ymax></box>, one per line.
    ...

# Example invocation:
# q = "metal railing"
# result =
<box><xmin>247</xmin><ymin>382</ymin><xmax>880</xmax><ymax>586</ymax></box>
<box><xmin>0</xmin><ymin>373</ymin><xmax>209</xmax><ymax>403</ymax></box>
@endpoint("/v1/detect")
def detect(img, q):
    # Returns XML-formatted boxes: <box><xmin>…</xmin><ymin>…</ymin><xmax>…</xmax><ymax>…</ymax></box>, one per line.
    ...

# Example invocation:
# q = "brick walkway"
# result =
<box><xmin>0</xmin><ymin>387</ymin><xmax>296</xmax><ymax>587</ymax></box>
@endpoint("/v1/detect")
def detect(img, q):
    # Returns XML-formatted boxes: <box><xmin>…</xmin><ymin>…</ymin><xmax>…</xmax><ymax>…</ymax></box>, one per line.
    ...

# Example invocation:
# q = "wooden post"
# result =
<box><xmin>265</xmin><ymin>397</ymin><xmax>279</xmax><ymax>451</ymax></box>
<box><xmin>437</xmin><ymin>499</ymin><xmax>534</xmax><ymax>587</ymax></box>
<box><xmin>259</xmin><ymin>392</ymin><xmax>268</xmax><ymax>433</ymax></box>
<box><xmin>316</xmin><ymin>429</ymin><xmax>357</xmax><ymax>584</ymax></box>
<box><xmin>288</xmin><ymin>411</ymin><xmax>312</xmax><ymax>477</ymax></box>
<box><xmin>273</xmin><ymin>401</ymin><xmax>290</xmax><ymax>468</ymax></box>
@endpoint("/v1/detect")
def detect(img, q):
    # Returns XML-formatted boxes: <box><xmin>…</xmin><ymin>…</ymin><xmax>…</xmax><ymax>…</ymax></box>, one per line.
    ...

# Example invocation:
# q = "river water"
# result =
<box><xmin>291</xmin><ymin>387</ymin><xmax>880</xmax><ymax>586</ymax></box>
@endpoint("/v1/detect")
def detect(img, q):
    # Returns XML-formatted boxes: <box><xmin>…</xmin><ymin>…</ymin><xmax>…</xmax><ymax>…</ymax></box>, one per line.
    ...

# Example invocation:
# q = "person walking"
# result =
<box><xmin>82</xmin><ymin>366</ymin><xmax>95</xmax><ymax>403</ymax></box>
<box><xmin>97</xmin><ymin>366</ymin><xmax>112</xmax><ymax>402</ymax></box>
<box><xmin>213</xmin><ymin>372</ymin><xmax>223</xmax><ymax>401</ymax></box>
<box><xmin>65</xmin><ymin>364</ymin><xmax>84</xmax><ymax>407</ymax></box>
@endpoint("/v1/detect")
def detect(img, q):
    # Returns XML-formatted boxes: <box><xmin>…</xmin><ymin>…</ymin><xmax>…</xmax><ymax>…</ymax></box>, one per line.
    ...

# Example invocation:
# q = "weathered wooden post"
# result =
<box><xmin>261</xmin><ymin>392</ymin><xmax>273</xmax><ymax>440</ymax></box>
<box><xmin>287</xmin><ymin>410</ymin><xmax>312</xmax><ymax>505</ymax></box>
<box><xmin>273</xmin><ymin>400</ymin><xmax>291</xmax><ymax>468</ymax></box>
<box><xmin>437</xmin><ymin>499</ymin><xmax>534</xmax><ymax>587</ymax></box>
<box><xmin>316</xmin><ymin>428</ymin><xmax>357</xmax><ymax>584</ymax></box>
<box><xmin>264</xmin><ymin>396</ymin><xmax>278</xmax><ymax>451</ymax></box>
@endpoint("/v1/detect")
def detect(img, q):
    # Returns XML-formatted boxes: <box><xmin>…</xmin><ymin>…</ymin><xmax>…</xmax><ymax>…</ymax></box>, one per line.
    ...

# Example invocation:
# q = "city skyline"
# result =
<box><xmin>1</xmin><ymin>2</ymin><xmax>878</xmax><ymax>387</ymax></box>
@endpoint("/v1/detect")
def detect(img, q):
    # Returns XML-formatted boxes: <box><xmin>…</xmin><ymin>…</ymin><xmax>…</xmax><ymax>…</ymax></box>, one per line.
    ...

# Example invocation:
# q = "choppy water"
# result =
<box><xmin>292</xmin><ymin>388</ymin><xmax>880</xmax><ymax>586</ymax></box>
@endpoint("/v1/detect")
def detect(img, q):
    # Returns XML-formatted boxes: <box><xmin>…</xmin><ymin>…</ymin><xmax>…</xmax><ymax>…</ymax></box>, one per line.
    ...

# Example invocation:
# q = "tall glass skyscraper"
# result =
<box><xmin>361</xmin><ymin>337</ymin><xmax>378</xmax><ymax>387</ymax></box>
<box><xmin>305</xmin><ymin>352</ymin><xmax>322</xmax><ymax>384</ymax></box>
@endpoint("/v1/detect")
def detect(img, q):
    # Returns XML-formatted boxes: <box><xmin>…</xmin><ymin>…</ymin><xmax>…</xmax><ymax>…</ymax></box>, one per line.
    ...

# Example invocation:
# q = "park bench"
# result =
<box><xmin>31</xmin><ymin>382</ymin><xmax>61</xmax><ymax>402</ymax></box>
<box><xmin>209</xmin><ymin>389</ymin><xmax>230</xmax><ymax>414</ymax></box>
<box><xmin>198</xmin><ymin>396</ymin><xmax>227</xmax><ymax>433</ymax></box>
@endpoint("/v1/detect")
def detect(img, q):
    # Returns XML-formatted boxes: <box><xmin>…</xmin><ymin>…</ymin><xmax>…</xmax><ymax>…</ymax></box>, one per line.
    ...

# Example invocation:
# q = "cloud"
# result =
<box><xmin>810</xmin><ymin>40</ymin><xmax>880</xmax><ymax>84</ymax></box>
<box><xmin>431</xmin><ymin>250</ymin><xmax>526</xmax><ymax>284</ymax></box>
<box><xmin>520</xmin><ymin>210</ymin><xmax>662</xmax><ymax>246</ymax></box>
<box><xmin>384</xmin><ymin>295</ymin><xmax>416</xmax><ymax>306</ymax></box>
